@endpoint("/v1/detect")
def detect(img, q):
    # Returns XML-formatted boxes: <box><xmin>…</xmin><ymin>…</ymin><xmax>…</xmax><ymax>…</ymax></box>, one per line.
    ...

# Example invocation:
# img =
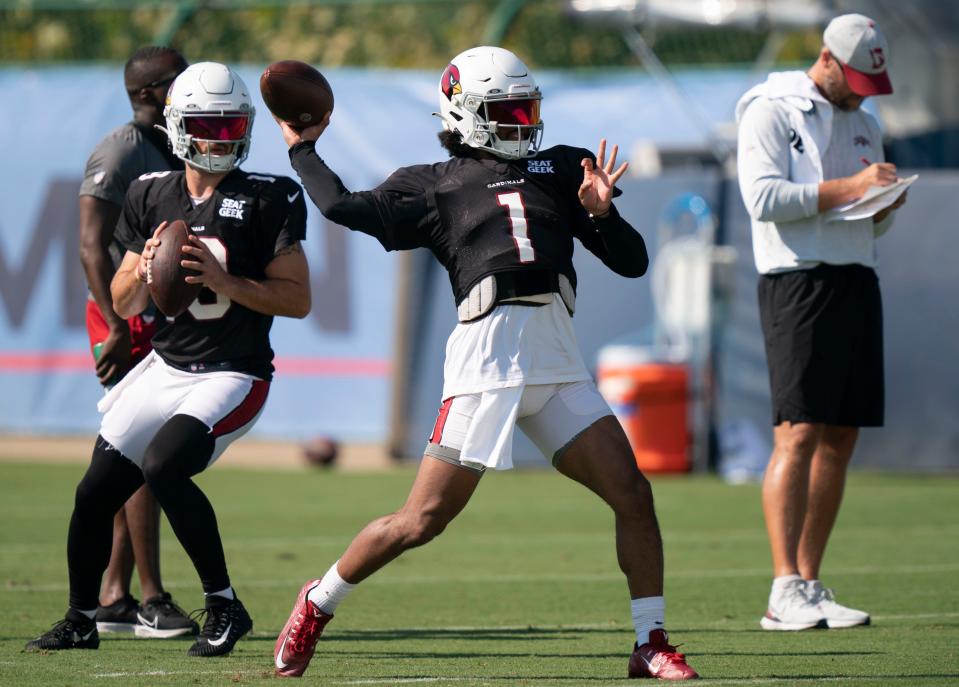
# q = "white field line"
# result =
<box><xmin>7</xmin><ymin>563</ymin><xmax>959</xmax><ymax>594</ymax></box>
<box><xmin>334</xmin><ymin>680</ymin><xmax>473</xmax><ymax>685</ymax></box>
<box><xmin>872</xmin><ymin>611</ymin><xmax>959</xmax><ymax>621</ymax></box>
<box><xmin>87</xmin><ymin>673</ymin><xmax>955</xmax><ymax>686</ymax></box>
<box><xmin>4</xmin><ymin>523</ymin><xmax>959</xmax><ymax>555</ymax></box>
<box><xmin>65</xmin><ymin>613</ymin><xmax>959</xmax><ymax>649</ymax></box>
<box><xmin>331</xmin><ymin>677</ymin><xmax>958</xmax><ymax>686</ymax></box>
<box><xmin>93</xmin><ymin>670</ymin><xmax>265</xmax><ymax>679</ymax></box>
<box><xmin>306</xmin><ymin>611</ymin><xmax>959</xmax><ymax>634</ymax></box>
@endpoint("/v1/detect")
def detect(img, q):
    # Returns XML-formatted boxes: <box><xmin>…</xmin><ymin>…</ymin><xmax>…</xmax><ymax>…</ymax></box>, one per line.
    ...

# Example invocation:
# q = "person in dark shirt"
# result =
<box><xmin>78</xmin><ymin>44</ymin><xmax>193</xmax><ymax>640</ymax></box>
<box><xmin>273</xmin><ymin>46</ymin><xmax>698</xmax><ymax>681</ymax></box>
<box><xmin>26</xmin><ymin>62</ymin><xmax>310</xmax><ymax>659</ymax></box>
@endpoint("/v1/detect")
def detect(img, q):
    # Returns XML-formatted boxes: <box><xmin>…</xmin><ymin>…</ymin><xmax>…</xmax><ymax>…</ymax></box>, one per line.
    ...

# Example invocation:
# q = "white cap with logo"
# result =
<box><xmin>823</xmin><ymin>13</ymin><xmax>893</xmax><ymax>96</ymax></box>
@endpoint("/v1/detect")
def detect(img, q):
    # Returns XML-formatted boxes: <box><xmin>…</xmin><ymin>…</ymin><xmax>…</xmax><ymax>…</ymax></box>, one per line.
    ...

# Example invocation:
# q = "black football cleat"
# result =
<box><xmin>96</xmin><ymin>594</ymin><xmax>140</xmax><ymax>633</ymax></box>
<box><xmin>136</xmin><ymin>592</ymin><xmax>198</xmax><ymax>638</ymax></box>
<box><xmin>25</xmin><ymin>610</ymin><xmax>100</xmax><ymax>651</ymax></box>
<box><xmin>186</xmin><ymin>596</ymin><xmax>253</xmax><ymax>657</ymax></box>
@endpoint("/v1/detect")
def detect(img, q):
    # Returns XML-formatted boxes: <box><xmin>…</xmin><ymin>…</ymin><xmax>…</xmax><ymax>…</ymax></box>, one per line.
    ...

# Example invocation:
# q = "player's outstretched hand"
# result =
<box><xmin>138</xmin><ymin>221</ymin><xmax>166</xmax><ymax>285</ymax></box>
<box><xmin>579</xmin><ymin>139</ymin><xmax>628</xmax><ymax>218</ymax></box>
<box><xmin>276</xmin><ymin>112</ymin><xmax>331</xmax><ymax>148</ymax></box>
<box><xmin>181</xmin><ymin>235</ymin><xmax>231</xmax><ymax>293</ymax></box>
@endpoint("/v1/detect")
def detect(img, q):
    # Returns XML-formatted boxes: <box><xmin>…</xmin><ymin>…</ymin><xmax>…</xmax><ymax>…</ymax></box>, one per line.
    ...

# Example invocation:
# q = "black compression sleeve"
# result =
<box><xmin>288</xmin><ymin>141</ymin><xmax>385</xmax><ymax>232</ymax></box>
<box><xmin>588</xmin><ymin>205</ymin><xmax>649</xmax><ymax>278</ymax></box>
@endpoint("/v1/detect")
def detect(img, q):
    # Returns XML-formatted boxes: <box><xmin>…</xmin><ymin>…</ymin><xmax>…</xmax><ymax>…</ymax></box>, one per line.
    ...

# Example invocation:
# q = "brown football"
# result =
<box><xmin>148</xmin><ymin>219</ymin><xmax>202</xmax><ymax>318</ymax></box>
<box><xmin>260</xmin><ymin>60</ymin><xmax>334</xmax><ymax>129</ymax></box>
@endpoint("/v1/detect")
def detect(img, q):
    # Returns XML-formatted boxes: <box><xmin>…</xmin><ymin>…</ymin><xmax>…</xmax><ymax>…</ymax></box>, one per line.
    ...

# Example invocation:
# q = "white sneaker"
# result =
<box><xmin>807</xmin><ymin>580</ymin><xmax>870</xmax><ymax>628</ymax></box>
<box><xmin>760</xmin><ymin>577</ymin><xmax>827</xmax><ymax>631</ymax></box>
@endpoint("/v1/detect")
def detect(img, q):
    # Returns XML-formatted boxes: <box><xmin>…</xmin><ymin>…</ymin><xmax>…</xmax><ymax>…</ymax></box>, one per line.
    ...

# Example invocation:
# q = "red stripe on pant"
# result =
<box><xmin>212</xmin><ymin>380</ymin><xmax>270</xmax><ymax>437</ymax></box>
<box><xmin>429</xmin><ymin>397</ymin><xmax>455</xmax><ymax>445</ymax></box>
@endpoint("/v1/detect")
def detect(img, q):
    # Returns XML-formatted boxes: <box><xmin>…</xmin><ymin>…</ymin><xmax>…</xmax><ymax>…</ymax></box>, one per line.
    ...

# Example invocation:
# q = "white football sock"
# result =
<box><xmin>631</xmin><ymin>596</ymin><xmax>665</xmax><ymax>646</ymax></box>
<box><xmin>307</xmin><ymin>561</ymin><xmax>357</xmax><ymax>615</ymax></box>
<box><xmin>206</xmin><ymin>586</ymin><xmax>235</xmax><ymax>601</ymax></box>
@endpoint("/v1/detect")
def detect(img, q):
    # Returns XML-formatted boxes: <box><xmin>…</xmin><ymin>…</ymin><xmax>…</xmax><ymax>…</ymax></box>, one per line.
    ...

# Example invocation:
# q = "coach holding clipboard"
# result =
<box><xmin>734</xmin><ymin>13</ymin><xmax>907</xmax><ymax>632</ymax></box>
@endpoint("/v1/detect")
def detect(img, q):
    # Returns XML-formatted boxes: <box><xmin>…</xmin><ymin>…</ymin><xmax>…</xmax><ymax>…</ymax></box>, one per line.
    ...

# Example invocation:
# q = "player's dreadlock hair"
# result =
<box><xmin>438</xmin><ymin>129</ymin><xmax>483</xmax><ymax>159</ymax></box>
<box><xmin>124</xmin><ymin>46</ymin><xmax>187</xmax><ymax>82</ymax></box>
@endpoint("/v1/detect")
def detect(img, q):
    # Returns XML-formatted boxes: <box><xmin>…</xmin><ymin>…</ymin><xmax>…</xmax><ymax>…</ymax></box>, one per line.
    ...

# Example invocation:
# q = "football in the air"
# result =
<box><xmin>148</xmin><ymin>219</ymin><xmax>202</xmax><ymax>318</ymax></box>
<box><xmin>260</xmin><ymin>60</ymin><xmax>334</xmax><ymax>129</ymax></box>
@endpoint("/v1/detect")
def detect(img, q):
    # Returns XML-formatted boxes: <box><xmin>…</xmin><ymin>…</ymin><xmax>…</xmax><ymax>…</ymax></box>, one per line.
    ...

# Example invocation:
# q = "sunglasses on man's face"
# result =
<box><xmin>127</xmin><ymin>74</ymin><xmax>178</xmax><ymax>96</ymax></box>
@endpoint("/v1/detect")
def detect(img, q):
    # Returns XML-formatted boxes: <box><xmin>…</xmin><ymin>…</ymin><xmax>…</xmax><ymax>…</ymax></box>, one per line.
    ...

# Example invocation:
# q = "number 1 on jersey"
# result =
<box><xmin>497</xmin><ymin>191</ymin><xmax>535</xmax><ymax>263</ymax></box>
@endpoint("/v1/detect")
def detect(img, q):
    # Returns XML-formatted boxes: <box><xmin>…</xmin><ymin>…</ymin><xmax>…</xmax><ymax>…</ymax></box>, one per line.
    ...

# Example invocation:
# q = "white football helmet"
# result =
<box><xmin>436</xmin><ymin>46</ymin><xmax>543</xmax><ymax>159</ymax></box>
<box><xmin>161</xmin><ymin>62</ymin><xmax>255</xmax><ymax>173</ymax></box>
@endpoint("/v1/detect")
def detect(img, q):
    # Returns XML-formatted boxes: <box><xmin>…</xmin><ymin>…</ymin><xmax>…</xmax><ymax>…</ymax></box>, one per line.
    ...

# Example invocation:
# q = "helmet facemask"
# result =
<box><xmin>182</xmin><ymin>112</ymin><xmax>251</xmax><ymax>173</ymax></box>
<box><xmin>474</xmin><ymin>96</ymin><xmax>543</xmax><ymax>159</ymax></box>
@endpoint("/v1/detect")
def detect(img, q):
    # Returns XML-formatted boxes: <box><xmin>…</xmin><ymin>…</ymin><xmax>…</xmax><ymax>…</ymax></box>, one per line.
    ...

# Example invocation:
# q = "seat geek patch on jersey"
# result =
<box><xmin>218</xmin><ymin>198</ymin><xmax>247</xmax><ymax>219</ymax></box>
<box><xmin>527</xmin><ymin>159</ymin><xmax>554</xmax><ymax>173</ymax></box>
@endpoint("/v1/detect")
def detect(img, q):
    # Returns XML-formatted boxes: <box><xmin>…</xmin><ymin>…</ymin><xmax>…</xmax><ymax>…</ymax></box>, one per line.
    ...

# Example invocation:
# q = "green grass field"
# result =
<box><xmin>1</xmin><ymin>461</ymin><xmax>957</xmax><ymax>686</ymax></box>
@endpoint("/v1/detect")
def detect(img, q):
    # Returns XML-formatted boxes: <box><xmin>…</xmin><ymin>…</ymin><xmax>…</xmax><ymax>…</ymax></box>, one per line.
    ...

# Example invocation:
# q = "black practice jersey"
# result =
<box><xmin>291</xmin><ymin>143</ymin><xmax>648</xmax><ymax>306</ymax></box>
<box><xmin>116</xmin><ymin>169</ymin><xmax>307</xmax><ymax>379</ymax></box>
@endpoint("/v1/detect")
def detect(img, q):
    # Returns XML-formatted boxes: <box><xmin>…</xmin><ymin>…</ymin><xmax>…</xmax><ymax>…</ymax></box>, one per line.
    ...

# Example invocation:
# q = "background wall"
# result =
<box><xmin>1</xmin><ymin>65</ymin><xmax>956</xmax><ymax>469</ymax></box>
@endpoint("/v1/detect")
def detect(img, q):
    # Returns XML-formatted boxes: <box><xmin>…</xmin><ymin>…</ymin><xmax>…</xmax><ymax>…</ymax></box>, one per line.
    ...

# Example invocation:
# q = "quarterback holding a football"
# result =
<box><xmin>25</xmin><ymin>62</ymin><xmax>310</xmax><ymax>659</ymax></box>
<box><xmin>273</xmin><ymin>46</ymin><xmax>699</xmax><ymax>681</ymax></box>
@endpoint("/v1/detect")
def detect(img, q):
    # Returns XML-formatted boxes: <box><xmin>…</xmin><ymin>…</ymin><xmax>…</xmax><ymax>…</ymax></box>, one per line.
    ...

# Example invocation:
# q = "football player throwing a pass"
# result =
<box><xmin>273</xmin><ymin>47</ymin><xmax>698</xmax><ymax>680</ymax></box>
<box><xmin>26</xmin><ymin>62</ymin><xmax>310</xmax><ymax>658</ymax></box>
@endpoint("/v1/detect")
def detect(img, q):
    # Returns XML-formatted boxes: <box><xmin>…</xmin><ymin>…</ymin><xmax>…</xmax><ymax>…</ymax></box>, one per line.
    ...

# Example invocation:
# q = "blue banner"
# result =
<box><xmin>0</xmin><ymin>65</ymin><xmax>757</xmax><ymax>440</ymax></box>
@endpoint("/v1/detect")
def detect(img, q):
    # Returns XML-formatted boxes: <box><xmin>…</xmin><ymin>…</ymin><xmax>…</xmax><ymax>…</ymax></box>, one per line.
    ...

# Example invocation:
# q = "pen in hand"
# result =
<box><xmin>859</xmin><ymin>157</ymin><xmax>899</xmax><ymax>186</ymax></box>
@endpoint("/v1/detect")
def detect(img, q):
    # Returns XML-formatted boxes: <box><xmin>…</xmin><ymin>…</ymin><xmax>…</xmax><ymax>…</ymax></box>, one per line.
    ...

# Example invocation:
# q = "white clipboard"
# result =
<box><xmin>825</xmin><ymin>174</ymin><xmax>918</xmax><ymax>222</ymax></box>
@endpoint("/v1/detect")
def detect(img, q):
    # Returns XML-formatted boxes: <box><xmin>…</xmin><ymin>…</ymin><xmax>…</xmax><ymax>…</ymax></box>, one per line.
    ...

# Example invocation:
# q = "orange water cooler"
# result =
<box><xmin>596</xmin><ymin>345</ymin><xmax>690</xmax><ymax>473</ymax></box>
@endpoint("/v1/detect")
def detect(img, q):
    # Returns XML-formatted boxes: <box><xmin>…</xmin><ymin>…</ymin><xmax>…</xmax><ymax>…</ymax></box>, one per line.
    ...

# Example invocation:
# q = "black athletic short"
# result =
<box><xmin>758</xmin><ymin>263</ymin><xmax>884</xmax><ymax>427</ymax></box>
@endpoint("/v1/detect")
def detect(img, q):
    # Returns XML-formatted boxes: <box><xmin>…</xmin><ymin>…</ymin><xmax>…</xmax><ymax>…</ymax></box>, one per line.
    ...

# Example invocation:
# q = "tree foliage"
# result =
<box><xmin>0</xmin><ymin>1</ymin><xmax>820</xmax><ymax>68</ymax></box>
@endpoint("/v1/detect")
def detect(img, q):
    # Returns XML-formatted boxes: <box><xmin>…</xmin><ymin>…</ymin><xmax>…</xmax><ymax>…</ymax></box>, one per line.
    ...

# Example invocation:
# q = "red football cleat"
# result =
<box><xmin>274</xmin><ymin>579</ymin><xmax>334</xmax><ymax>678</ymax></box>
<box><xmin>628</xmin><ymin>629</ymin><xmax>699</xmax><ymax>680</ymax></box>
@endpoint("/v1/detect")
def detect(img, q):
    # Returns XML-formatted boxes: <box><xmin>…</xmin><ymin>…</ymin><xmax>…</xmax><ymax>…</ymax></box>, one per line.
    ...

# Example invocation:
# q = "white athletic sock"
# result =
<box><xmin>73</xmin><ymin>607</ymin><xmax>97</xmax><ymax>620</ymax></box>
<box><xmin>769</xmin><ymin>574</ymin><xmax>803</xmax><ymax>604</ymax></box>
<box><xmin>206</xmin><ymin>586</ymin><xmax>235</xmax><ymax>601</ymax></box>
<box><xmin>772</xmin><ymin>574</ymin><xmax>803</xmax><ymax>589</ymax></box>
<box><xmin>631</xmin><ymin>596</ymin><xmax>665</xmax><ymax>646</ymax></box>
<box><xmin>307</xmin><ymin>561</ymin><xmax>357</xmax><ymax>615</ymax></box>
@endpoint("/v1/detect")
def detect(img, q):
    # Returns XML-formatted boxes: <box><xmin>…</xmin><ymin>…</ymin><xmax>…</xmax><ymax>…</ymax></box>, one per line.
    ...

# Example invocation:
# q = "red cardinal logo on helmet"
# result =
<box><xmin>441</xmin><ymin>64</ymin><xmax>462</xmax><ymax>101</ymax></box>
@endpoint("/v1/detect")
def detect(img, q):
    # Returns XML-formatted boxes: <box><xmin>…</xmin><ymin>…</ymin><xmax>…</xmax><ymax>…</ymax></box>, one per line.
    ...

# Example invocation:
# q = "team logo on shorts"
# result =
<box><xmin>440</xmin><ymin>64</ymin><xmax>462</xmax><ymax>101</ymax></box>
